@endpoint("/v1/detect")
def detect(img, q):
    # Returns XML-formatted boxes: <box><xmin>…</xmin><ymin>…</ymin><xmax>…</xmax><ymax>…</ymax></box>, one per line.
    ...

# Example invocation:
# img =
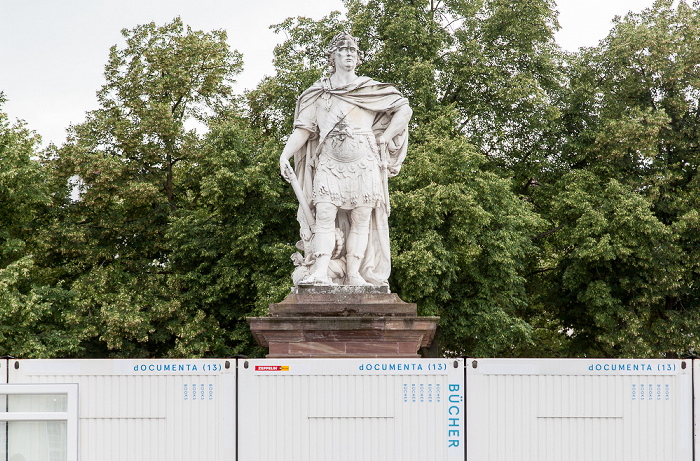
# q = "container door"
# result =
<box><xmin>0</xmin><ymin>383</ymin><xmax>79</xmax><ymax>461</ymax></box>
<box><xmin>467</xmin><ymin>358</ymin><xmax>693</xmax><ymax>461</ymax></box>
<box><xmin>238</xmin><ymin>358</ymin><xmax>465</xmax><ymax>461</ymax></box>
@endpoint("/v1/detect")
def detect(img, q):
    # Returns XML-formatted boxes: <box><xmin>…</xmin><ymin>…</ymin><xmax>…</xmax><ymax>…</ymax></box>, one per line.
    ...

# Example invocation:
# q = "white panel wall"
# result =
<box><xmin>467</xmin><ymin>358</ymin><xmax>693</xmax><ymax>461</ymax></box>
<box><xmin>9</xmin><ymin>359</ymin><xmax>236</xmax><ymax>461</ymax></box>
<box><xmin>238</xmin><ymin>358</ymin><xmax>465</xmax><ymax>461</ymax></box>
<box><xmin>695</xmin><ymin>359</ymin><xmax>700</xmax><ymax>461</ymax></box>
<box><xmin>0</xmin><ymin>359</ymin><xmax>5</xmax><ymax>461</ymax></box>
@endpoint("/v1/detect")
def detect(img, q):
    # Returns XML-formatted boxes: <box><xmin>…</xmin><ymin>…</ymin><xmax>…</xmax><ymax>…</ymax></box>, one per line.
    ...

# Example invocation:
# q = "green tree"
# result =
<box><xmin>530</xmin><ymin>171</ymin><xmax>685</xmax><ymax>356</ymax></box>
<box><xmin>351</xmin><ymin>0</ymin><xmax>563</xmax><ymax>189</ymax></box>
<box><xmin>390</xmin><ymin>109</ymin><xmax>542</xmax><ymax>356</ymax></box>
<box><xmin>0</xmin><ymin>93</ymin><xmax>44</xmax><ymax>271</ymax></box>
<box><xmin>530</xmin><ymin>0</ymin><xmax>700</xmax><ymax>357</ymax></box>
<box><xmin>166</xmin><ymin>113</ymin><xmax>296</xmax><ymax>356</ymax></box>
<box><xmin>45</xmin><ymin>18</ymin><xmax>243</xmax><ymax>357</ymax></box>
<box><xmin>0</xmin><ymin>94</ymin><xmax>77</xmax><ymax>357</ymax></box>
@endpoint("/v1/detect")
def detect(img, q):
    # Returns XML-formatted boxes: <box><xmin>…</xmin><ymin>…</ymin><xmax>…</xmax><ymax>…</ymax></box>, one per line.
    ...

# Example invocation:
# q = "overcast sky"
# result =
<box><xmin>0</xmin><ymin>0</ymin><xmax>661</xmax><ymax>147</ymax></box>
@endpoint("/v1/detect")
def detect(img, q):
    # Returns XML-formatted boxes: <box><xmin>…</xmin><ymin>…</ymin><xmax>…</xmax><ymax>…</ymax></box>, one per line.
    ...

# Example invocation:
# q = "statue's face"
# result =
<box><xmin>334</xmin><ymin>39</ymin><xmax>358</xmax><ymax>72</ymax></box>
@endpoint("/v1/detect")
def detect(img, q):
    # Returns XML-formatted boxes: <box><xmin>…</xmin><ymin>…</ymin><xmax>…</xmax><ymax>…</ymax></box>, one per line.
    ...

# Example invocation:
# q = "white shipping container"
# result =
<box><xmin>1</xmin><ymin>359</ymin><xmax>5</xmax><ymax>461</ymax></box>
<box><xmin>6</xmin><ymin>358</ymin><xmax>236</xmax><ymax>461</ymax></box>
<box><xmin>695</xmin><ymin>360</ymin><xmax>700</xmax><ymax>461</ymax></box>
<box><xmin>238</xmin><ymin>358</ymin><xmax>465</xmax><ymax>461</ymax></box>
<box><xmin>466</xmin><ymin>358</ymin><xmax>693</xmax><ymax>461</ymax></box>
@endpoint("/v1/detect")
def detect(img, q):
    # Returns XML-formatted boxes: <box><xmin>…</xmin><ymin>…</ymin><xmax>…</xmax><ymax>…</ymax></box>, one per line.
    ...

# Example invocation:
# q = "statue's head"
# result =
<box><xmin>326</xmin><ymin>33</ymin><xmax>364</xmax><ymax>74</ymax></box>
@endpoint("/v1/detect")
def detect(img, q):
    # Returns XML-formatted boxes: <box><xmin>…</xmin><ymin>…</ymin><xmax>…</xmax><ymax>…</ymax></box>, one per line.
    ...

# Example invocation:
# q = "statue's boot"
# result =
<box><xmin>301</xmin><ymin>271</ymin><xmax>336</xmax><ymax>286</ymax></box>
<box><xmin>301</xmin><ymin>250</ymin><xmax>336</xmax><ymax>286</ymax></box>
<box><xmin>346</xmin><ymin>254</ymin><xmax>372</xmax><ymax>286</ymax></box>
<box><xmin>347</xmin><ymin>272</ymin><xmax>372</xmax><ymax>286</ymax></box>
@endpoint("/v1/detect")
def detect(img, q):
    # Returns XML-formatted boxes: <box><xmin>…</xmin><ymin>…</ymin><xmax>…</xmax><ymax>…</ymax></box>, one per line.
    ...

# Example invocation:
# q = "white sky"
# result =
<box><xmin>0</xmin><ymin>0</ymin><xmax>660</xmax><ymax>147</ymax></box>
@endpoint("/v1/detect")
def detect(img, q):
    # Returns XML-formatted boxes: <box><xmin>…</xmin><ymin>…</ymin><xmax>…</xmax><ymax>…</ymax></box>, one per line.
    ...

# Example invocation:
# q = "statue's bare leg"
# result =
<box><xmin>302</xmin><ymin>202</ymin><xmax>337</xmax><ymax>285</ymax></box>
<box><xmin>346</xmin><ymin>206</ymin><xmax>372</xmax><ymax>286</ymax></box>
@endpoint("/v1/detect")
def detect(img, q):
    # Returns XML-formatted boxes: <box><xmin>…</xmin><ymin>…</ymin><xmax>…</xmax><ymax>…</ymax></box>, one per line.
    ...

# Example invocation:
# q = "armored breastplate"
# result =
<box><xmin>323</xmin><ymin>129</ymin><xmax>376</xmax><ymax>163</ymax></box>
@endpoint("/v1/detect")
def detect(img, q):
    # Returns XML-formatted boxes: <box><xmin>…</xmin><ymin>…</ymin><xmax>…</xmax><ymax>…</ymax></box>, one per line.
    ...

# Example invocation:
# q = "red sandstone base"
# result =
<box><xmin>248</xmin><ymin>286</ymin><xmax>439</xmax><ymax>358</ymax></box>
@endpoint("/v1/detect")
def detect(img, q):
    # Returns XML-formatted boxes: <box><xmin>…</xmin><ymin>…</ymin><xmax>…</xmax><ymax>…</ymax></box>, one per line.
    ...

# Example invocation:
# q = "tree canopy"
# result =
<box><xmin>1</xmin><ymin>0</ymin><xmax>699</xmax><ymax>358</ymax></box>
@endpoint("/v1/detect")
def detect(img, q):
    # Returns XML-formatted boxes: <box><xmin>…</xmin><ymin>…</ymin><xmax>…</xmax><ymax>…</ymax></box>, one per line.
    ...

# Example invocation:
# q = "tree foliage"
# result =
<box><xmin>390</xmin><ymin>109</ymin><xmax>542</xmax><ymax>356</ymax></box>
<box><xmin>165</xmin><ymin>113</ymin><xmax>296</xmax><ymax>356</ymax></box>
<box><xmin>2</xmin><ymin>1</ymin><xmax>700</xmax><ymax>358</ymax></box>
<box><xmin>529</xmin><ymin>0</ymin><xmax>700</xmax><ymax>357</ymax></box>
<box><xmin>30</xmin><ymin>18</ymin><xmax>245</xmax><ymax>357</ymax></box>
<box><xmin>0</xmin><ymin>94</ymin><xmax>77</xmax><ymax>357</ymax></box>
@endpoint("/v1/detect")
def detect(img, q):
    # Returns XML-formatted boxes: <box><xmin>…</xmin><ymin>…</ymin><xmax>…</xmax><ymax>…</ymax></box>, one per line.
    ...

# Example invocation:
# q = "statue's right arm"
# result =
<box><xmin>280</xmin><ymin>128</ymin><xmax>312</xmax><ymax>182</ymax></box>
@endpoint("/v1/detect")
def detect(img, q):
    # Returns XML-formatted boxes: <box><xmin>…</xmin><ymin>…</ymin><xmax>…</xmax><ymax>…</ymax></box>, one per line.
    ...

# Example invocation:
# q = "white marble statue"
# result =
<box><xmin>280</xmin><ymin>33</ymin><xmax>412</xmax><ymax>287</ymax></box>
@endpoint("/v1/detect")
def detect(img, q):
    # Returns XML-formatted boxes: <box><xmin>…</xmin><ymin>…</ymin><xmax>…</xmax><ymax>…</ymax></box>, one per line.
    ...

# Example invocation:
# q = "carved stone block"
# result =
<box><xmin>248</xmin><ymin>286</ymin><xmax>438</xmax><ymax>358</ymax></box>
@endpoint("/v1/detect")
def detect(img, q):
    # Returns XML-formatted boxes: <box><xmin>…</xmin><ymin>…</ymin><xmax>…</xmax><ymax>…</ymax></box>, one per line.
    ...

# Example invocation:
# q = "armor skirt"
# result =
<box><xmin>312</xmin><ymin>132</ymin><xmax>384</xmax><ymax>209</ymax></box>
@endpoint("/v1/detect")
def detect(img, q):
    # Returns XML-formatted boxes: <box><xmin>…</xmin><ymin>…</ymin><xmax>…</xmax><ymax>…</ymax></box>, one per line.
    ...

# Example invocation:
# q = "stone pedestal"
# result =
<box><xmin>248</xmin><ymin>286</ymin><xmax>439</xmax><ymax>358</ymax></box>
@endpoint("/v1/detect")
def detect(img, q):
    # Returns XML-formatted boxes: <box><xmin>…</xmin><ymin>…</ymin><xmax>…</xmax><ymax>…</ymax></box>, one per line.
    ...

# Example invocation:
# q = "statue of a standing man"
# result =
<box><xmin>280</xmin><ymin>33</ymin><xmax>412</xmax><ymax>287</ymax></box>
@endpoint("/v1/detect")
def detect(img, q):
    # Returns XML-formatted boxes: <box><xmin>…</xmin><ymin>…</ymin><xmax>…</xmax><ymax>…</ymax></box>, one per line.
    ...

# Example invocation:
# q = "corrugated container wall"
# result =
<box><xmin>8</xmin><ymin>359</ymin><xmax>236</xmax><ymax>461</ymax></box>
<box><xmin>695</xmin><ymin>360</ymin><xmax>700</xmax><ymax>461</ymax></box>
<box><xmin>466</xmin><ymin>358</ymin><xmax>693</xmax><ymax>461</ymax></box>
<box><xmin>238</xmin><ymin>358</ymin><xmax>465</xmax><ymax>461</ymax></box>
<box><xmin>1</xmin><ymin>359</ymin><xmax>5</xmax><ymax>461</ymax></box>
